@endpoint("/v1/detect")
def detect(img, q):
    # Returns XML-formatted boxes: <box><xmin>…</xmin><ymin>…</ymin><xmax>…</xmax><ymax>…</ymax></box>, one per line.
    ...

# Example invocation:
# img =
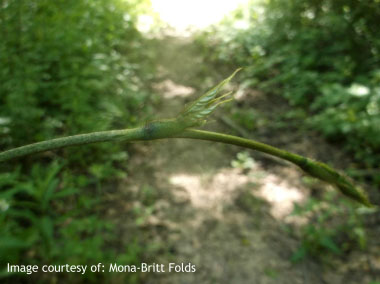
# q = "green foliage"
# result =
<box><xmin>0</xmin><ymin>0</ymin><xmax>153</xmax><ymax>165</ymax></box>
<box><xmin>0</xmin><ymin>0</ymin><xmax>152</xmax><ymax>281</ymax></box>
<box><xmin>309</xmin><ymin>82</ymin><xmax>380</xmax><ymax>167</ymax></box>
<box><xmin>198</xmin><ymin>0</ymin><xmax>380</xmax><ymax>181</ymax></box>
<box><xmin>231</xmin><ymin>108</ymin><xmax>257</xmax><ymax>131</ymax></box>
<box><xmin>0</xmin><ymin>162</ymin><xmax>74</xmax><ymax>267</ymax></box>
<box><xmin>0</xmin><ymin>2</ymin><xmax>154</xmax><ymax>280</ymax></box>
<box><xmin>0</xmin><ymin>161</ymin><xmax>143</xmax><ymax>283</ymax></box>
<box><xmin>290</xmin><ymin>191</ymin><xmax>367</xmax><ymax>263</ymax></box>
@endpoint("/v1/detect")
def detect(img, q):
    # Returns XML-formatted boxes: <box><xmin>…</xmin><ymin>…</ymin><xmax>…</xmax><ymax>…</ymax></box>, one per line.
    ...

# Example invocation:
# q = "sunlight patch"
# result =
<box><xmin>153</xmin><ymin>79</ymin><xmax>195</xmax><ymax>98</ymax></box>
<box><xmin>169</xmin><ymin>169</ymin><xmax>248</xmax><ymax>210</ymax></box>
<box><xmin>255</xmin><ymin>174</ymin><xmax>306</xmax><ymax>219</ymax></box>
<box><xmin>150</xmin><ymin>0</ymin><xmax>249</xmax><ymax>31</ymax></box>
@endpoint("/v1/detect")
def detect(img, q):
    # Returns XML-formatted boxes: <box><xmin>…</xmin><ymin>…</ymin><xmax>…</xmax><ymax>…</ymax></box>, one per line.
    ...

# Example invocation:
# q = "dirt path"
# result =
<box><xmin>111</xmin><ymin>36</ymin><xmax>375</xmax><ymax>284</ymax></box>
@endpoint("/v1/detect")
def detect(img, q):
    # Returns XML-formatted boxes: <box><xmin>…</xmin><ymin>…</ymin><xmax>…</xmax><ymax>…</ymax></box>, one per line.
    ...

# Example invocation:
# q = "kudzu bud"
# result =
<box><xmin>177</xmin><ymin>68</ymin><xmax>241</xmax><ymax>127</ymax></box>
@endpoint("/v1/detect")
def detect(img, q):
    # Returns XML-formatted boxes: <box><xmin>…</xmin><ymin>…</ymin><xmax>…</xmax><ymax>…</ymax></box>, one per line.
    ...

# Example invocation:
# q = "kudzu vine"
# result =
<box><xmin>0</xmin><ymin>69</ymin><xmax>372</xmax><ymax>207</ymax></box>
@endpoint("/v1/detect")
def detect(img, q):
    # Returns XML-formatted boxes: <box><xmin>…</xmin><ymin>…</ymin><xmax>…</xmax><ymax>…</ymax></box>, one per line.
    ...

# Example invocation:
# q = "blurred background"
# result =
<box><xmin>0</xmin><ymin>0</ymin><xmax>379</xmax><ymax>283</ymax></box>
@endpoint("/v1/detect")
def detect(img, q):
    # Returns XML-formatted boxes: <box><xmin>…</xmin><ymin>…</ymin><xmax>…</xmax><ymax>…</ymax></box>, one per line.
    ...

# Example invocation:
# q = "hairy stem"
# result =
<box><xmin>0</xmin><ymin>128</ymin><xmax>143</xmax><ymax>162</ymax></box>
<box><xmin>0</xmin><ymin>126</ymin><xmax>371</xmax><ymax>206</ymax></box>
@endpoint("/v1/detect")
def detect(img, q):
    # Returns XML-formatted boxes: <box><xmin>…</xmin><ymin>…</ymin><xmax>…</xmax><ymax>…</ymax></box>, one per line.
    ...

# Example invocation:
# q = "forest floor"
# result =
<box><xmin>108</xmin><ymin>35</ymin><xmax>379</xmax><ymax>284</ymax></box>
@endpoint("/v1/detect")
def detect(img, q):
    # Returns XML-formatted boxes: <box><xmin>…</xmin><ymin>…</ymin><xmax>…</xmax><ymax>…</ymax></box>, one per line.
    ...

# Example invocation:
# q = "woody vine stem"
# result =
<box><xmin>0</xmin><ymin>70</ymin><xmax>372</xmax><ymax>207</ymax></box>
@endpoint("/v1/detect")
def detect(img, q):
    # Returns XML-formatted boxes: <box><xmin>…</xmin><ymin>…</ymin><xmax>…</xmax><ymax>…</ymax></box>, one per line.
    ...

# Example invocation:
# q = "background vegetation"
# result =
<box><xmin>1</xmin><ymin>0</ymin><xmax>379</xmax><ymax>283</ymax></box>
<box><xmin>1</xmin><ymin>0</ymin><xmax>155</xmax><ymax>282</ymax></box>
<box><xmin>198</xmin><ymin>0</ymin><xmax>380</xmax><ymax>183</ymax></box>
<box><xmin>196</xmin><ymin>0</ymin><xmax>380</xmax><ymax>267</ymax></box>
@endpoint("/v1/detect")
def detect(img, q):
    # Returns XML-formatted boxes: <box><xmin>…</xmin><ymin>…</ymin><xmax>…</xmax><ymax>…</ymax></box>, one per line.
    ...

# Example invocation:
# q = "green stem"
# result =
<box><xmin>0</xmin><ymin>127</ymin><xmax>371</xmax><ymax>207</ymax></box>
<box><xmin>179</xmin><ymin>129</ymin><xmax>305</xmax><ymax>165</ymax></box>
<box><xmin>0</xmin><ymin>128</ymin><xmax>143</xmax><ymax>162</ymax></box>
<box><xmin>178</xmin><ymin>130</ymin><xmax>371</xmax><ymax>207</ymax></box>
